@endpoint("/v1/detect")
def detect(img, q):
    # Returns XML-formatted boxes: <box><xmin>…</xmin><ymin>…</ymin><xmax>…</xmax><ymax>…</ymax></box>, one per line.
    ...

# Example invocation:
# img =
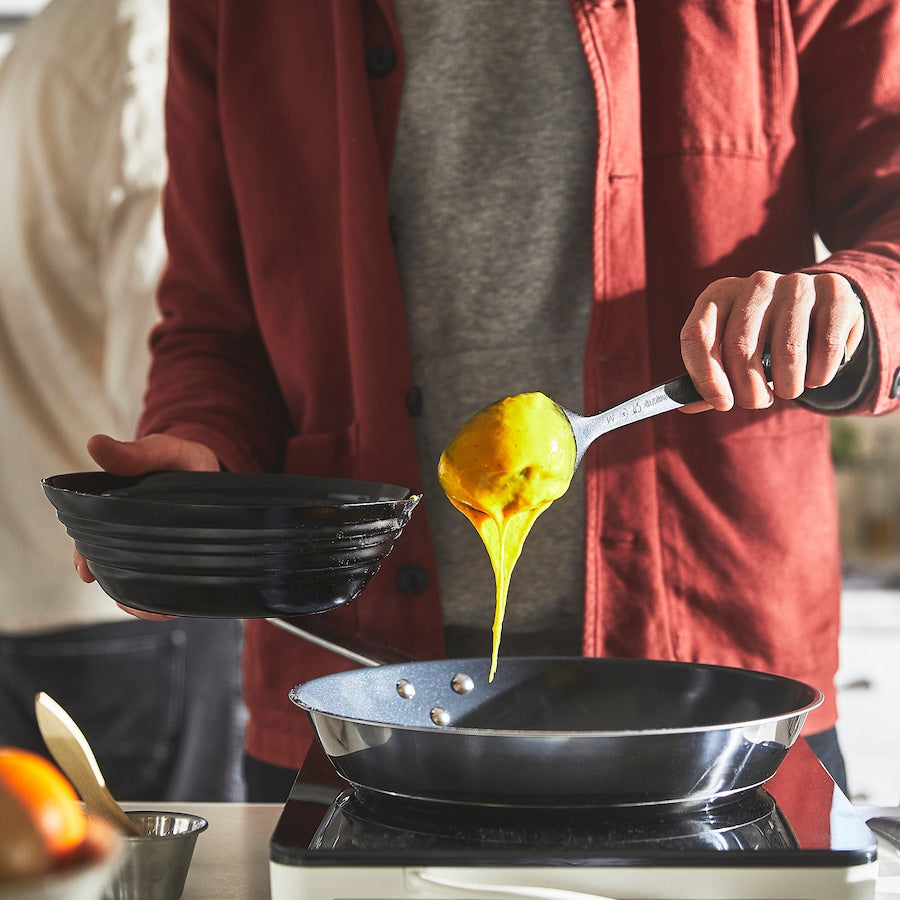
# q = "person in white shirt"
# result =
<box><xmin>0</xmin><ymin>0</ymin><xmax>245</xmax><ymax>801</ymax></box>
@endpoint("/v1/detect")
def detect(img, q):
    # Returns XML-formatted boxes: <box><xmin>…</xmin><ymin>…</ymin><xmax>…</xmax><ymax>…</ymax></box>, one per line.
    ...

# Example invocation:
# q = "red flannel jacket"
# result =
<box><xmin>143</xmin><ymin>0</ymin><xmax>900</xmax><ymax>767</ymax></box>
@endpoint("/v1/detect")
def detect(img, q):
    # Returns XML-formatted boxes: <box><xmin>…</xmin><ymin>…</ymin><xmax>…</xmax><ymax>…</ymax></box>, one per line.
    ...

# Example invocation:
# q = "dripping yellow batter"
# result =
<box><xmin>437</xmin><ymin>392</ymin><xmax>576</xmax><ymax>679</ymax></box>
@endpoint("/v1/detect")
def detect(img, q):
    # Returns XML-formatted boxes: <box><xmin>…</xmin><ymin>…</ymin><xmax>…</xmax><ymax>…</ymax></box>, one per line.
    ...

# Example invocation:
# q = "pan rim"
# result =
<box><xmin>290</xmin><ymin>655</ymin><xmax>824</xmax><ymax>739</ymax></box>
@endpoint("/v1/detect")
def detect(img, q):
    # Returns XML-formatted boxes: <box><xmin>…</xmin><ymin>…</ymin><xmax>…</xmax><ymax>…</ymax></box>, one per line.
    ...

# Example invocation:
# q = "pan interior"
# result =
<box><xmin>292</xmin><ymin>657</ymin><xmax>822</xmax><ymax>734</ymax></box>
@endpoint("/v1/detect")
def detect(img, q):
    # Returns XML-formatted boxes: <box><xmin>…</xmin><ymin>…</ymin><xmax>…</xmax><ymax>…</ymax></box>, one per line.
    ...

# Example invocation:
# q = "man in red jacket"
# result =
<box><xmin>78</xmin><ymin>1</ymin><xmax>900</xmax><ymax>801</ymax></box>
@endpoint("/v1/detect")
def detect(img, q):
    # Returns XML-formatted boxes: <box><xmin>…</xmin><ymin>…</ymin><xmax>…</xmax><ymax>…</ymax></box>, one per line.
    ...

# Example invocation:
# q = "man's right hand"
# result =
<box><xmin>75</xmin><ymin>433</ymin><xmax>220</xmax><ymax>619</ymax></box>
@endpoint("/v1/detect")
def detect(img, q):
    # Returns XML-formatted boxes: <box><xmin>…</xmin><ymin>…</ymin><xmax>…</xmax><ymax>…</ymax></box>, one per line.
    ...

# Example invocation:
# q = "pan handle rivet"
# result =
<box><xmin>396</xmin><ymin>678</ymin><xmax>416</xmax><ymax>699</ymax></box>
<box><xmin>450</xmin><ymin>673</ymin><xmax>474</xmax><ymax>695</ymax></box>
<box><xmin>430</xmin><ymin>706</ymin><xmax>451</xmax><ymax>726</ymax></box>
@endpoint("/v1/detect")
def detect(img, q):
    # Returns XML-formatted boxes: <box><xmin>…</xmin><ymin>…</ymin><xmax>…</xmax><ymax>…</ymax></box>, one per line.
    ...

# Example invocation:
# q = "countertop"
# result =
<box><xmin>121</xmin><ymin>801</ymin><xmax>900</xmax><ymax>900</ymax></box>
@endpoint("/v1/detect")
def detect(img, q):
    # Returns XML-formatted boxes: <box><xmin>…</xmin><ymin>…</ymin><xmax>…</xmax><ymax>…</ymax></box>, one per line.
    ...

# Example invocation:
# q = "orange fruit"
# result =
<box><xmin>0</xmin><ymin>781</ymin><xmax>51</xmax><ymax>881</ymax></box>
<box><xmin>0</xmin><ymin>748</ymin><xmax>87</xmax><ymax>865</ymax></box>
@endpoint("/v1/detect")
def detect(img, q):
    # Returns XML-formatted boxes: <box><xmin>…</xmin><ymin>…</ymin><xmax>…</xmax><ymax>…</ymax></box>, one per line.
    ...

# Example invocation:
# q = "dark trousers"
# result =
<box><xmin>0</xmin><ymin>617</ymin><xmax>246</xmax><ymax>801</ymax></box>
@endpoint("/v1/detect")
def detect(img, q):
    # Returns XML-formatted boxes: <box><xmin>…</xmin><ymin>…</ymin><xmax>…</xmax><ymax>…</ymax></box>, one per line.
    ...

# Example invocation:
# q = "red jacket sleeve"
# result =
<box><xmin>792</xmin><ymin>0</ymin><xmax>900</xmax><ymax>415</ymax></box>
<box><xmin>138</xmin><ymin>0</ymin><xmax>293</xmax><ymax>472</ymax></box>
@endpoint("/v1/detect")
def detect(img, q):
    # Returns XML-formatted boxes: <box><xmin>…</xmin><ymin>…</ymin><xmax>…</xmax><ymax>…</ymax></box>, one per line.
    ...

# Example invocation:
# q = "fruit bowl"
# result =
<box><xmin>0</xmin><ymin>818</ymin><xmax>121</xmax><ymax>900</ymax></box>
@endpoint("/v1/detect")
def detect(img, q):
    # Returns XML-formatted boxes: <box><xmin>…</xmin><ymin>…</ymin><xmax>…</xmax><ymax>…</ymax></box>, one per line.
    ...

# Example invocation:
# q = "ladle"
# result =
<box><xmin>34</xmin><ymin>691</ymin><xmax>141</xmax><ymax>836</ymax></box>
<box><xmin>562</xmin><ymin>349</ymin><xmax>786</xmax><ymax>469</ymax></box>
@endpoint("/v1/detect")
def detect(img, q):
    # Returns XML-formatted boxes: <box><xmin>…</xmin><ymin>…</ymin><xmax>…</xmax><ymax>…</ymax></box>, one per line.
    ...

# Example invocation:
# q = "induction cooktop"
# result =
<box><xmin>269</xmin><ymin>738</ymin><xmax>878</xmax><ymax>899</ymax></box>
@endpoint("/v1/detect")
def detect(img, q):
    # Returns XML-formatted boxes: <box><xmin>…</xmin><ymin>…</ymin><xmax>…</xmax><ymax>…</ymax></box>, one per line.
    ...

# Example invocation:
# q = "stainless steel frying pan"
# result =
<box><xmin>276</xmin><ymin>620</ymin><xmax>822</xmax><ymax>810</ymax></box>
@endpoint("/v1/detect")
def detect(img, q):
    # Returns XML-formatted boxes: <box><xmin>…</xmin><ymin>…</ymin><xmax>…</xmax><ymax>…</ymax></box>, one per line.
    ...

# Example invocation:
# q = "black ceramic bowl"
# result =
<box><xmin>42</xmin><ymin>471</ymin><xmax>421</xmax><ymax>617</ymax></box>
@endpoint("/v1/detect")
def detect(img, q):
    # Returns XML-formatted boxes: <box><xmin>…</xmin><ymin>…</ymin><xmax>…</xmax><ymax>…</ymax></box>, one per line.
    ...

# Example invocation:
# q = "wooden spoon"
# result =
<box><xmin>34</xmin><ymin>692</ymin><xmax>141</xmax><ymax>836</ymax></box>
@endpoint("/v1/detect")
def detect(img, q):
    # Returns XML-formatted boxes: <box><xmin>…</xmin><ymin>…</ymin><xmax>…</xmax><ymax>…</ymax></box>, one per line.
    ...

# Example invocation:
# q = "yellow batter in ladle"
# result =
<box><xmin>438</xmin><ymin>392</ymin><xmax>576</xmax><ymax>680</ymax></box>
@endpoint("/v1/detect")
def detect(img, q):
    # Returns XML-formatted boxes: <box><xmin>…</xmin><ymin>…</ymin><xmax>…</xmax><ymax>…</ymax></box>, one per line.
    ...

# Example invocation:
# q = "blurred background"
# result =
<box><xmin>0</xmin><ymin>1</ymin><xmax>40</xmax><ymax>58</ymax></box>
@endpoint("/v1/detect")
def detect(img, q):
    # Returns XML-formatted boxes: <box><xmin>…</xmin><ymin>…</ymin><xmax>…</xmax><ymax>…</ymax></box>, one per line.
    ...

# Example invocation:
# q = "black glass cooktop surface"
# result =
<box><xmin>270</xmin><ymin>739</ymin><xmax>876</xmax><ymax>869</ymax></box>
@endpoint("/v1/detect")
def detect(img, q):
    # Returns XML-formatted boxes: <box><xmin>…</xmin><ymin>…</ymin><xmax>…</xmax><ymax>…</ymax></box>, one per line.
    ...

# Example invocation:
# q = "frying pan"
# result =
<box><xmin>279</xmin><ymin>620</ymin><xmax>822</xmax><ymax>810</ymax></box>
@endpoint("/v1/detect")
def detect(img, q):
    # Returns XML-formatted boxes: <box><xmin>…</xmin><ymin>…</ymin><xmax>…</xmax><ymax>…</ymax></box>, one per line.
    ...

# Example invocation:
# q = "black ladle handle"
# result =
<box><xmin>663</xmin><ymin>346</ymin><xmax>774</xmax><ymax>406</ymax></box>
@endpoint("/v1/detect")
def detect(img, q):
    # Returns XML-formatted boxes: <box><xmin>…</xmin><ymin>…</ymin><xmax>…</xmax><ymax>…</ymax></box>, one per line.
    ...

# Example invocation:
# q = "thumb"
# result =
<box><xmin>86</xmin><ymin>433</ymin><xmax>220</xmax><ymax>476</ymax></box>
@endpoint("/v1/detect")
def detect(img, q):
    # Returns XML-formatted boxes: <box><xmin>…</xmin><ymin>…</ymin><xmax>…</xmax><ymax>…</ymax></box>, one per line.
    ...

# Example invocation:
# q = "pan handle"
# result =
<box><xmin>409</xmin><ymin>868</ymin><xmax>622</xmax><ymax>899</ymax></box>
<box><xmin>265</xmin><ymin>617</ymin><xmax>412</xmax><ymax>667</ymax></box>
